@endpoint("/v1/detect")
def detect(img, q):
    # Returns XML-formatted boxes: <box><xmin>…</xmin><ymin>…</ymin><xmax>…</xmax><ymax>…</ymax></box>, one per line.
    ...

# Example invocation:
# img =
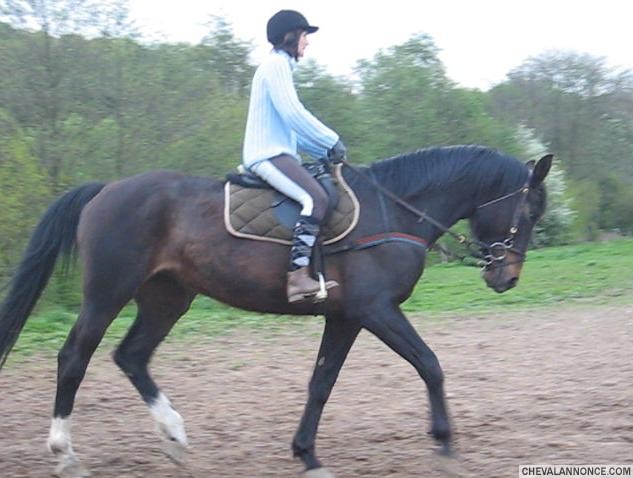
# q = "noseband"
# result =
<box><xmin>476</xmin><ymin>168</ymin><xmax>533</xmax><ymax>269</ymax></box>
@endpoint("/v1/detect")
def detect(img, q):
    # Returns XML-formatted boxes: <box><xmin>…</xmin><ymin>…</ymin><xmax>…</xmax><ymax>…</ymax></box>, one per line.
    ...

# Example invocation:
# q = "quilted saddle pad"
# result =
<box><xmin>224</xmin><ymin>164</ymin><xmax>360</xmax><ymax>245</ymax></box>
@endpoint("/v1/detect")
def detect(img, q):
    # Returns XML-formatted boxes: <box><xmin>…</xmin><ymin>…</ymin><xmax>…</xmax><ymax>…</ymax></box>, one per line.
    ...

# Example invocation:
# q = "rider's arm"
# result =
<box><xmin>263</xmin><ymin>55</ymin><xmax>338</xmax><ymax>155</ymax></box>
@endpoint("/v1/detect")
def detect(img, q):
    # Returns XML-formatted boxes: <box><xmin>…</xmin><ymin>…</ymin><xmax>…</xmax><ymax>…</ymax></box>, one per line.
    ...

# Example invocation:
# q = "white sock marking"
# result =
<box><xmin>149</xmin><ymin>393</ymin><xmax>188</xmax><ymax>445</ymax></box>
<box><xmin>48</xmin><ymin>417</ymin><xmax>74</xmax><ymax>456</ymax></box>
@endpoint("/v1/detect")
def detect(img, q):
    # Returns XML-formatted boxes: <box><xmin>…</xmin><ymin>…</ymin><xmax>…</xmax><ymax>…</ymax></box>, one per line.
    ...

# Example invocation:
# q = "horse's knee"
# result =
<box><xmin>113</xmin><ymin>346</ymin><xmax>141</xmax><ymax>377</ymax></box>
<box><xmin>113</xmin><ymin>347</ymin><xmax>129</xmax><ymax>372</ymax></box>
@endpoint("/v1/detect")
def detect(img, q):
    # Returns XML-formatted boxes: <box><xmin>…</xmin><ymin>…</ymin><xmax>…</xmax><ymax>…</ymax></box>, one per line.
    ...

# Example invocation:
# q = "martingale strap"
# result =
<box><xmin>325</xmin><ymin>232</ymin><xmax>428</xmax><ymax>255</ymax></box>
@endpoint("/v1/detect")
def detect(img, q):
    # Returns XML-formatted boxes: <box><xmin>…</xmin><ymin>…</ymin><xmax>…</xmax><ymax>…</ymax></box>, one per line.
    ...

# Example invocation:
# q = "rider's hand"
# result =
<box><xmin>327</xmin><ymin>140</ymin><xmax>347</xmax><ymax>164</ymax></box>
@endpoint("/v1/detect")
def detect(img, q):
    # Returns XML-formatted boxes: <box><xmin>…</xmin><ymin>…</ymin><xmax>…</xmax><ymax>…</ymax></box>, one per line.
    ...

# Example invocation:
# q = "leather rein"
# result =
<box><xmin>337</xmin><ymin>159</ymin><xmax>534</xmax><ymax>270</ymax></box>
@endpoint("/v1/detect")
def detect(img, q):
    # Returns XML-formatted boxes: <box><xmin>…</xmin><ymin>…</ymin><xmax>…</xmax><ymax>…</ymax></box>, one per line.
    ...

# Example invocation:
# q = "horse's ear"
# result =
<box><xmin>530</xmin><ymin>154</ymin><xmax>553</xmax><ymax>188</ymax></box>
<box><xmin>525</xmin><ymin>159</ymin><xmax>536</xmax><ymax>169</ymax></box>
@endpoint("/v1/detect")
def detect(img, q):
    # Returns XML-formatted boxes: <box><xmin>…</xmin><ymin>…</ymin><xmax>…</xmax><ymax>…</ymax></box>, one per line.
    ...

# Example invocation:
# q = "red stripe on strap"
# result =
<box><xmin>355</xmin><ymin>232</ymin><xmax>428</xmax><ymax>247</ymax></box>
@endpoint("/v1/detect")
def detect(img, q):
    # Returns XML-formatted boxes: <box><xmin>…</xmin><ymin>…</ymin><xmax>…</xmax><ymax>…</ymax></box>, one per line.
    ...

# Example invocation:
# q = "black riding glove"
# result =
<box><xmin>327</xmin><ymin>140</ymin><xmax>347</xmax><ymax>163</ymax></box>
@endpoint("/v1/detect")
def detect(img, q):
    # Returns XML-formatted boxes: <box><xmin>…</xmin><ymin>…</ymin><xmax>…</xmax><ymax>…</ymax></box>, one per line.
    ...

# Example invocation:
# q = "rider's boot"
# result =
<box><xmin>287</xmin><ymin>217</ymin><xmax>338</xmax><ymax>303</ymax></box>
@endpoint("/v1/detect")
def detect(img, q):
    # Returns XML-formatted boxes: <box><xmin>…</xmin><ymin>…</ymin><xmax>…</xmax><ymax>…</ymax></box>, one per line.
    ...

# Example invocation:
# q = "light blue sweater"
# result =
<box><xmin>242</xmin><ymin>49</ymin><xmax>339</xmax><ymax>168</ymax></box>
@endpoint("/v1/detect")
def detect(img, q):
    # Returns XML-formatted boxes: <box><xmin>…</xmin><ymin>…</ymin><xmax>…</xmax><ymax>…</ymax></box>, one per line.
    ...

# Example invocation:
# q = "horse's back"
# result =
<box><xmin>77</xmin><ymin>170</ymin><xmax>224</xmax><ymax>273</ymax></box>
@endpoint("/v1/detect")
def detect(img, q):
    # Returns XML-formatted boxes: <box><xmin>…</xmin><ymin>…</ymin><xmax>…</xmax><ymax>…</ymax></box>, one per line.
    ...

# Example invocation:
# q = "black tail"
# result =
<box><xmin>0</xmin><ymin>182</ymin><xmax>106</xmax><ymax>369</ymax></box>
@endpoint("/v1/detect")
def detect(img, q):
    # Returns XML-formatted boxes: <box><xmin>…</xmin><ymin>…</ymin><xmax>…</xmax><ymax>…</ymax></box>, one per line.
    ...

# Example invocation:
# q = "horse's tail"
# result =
<box><xmin>0</xmin><ymin>182</ymin><xmax>106</xmax><ymax>369</ymax></box>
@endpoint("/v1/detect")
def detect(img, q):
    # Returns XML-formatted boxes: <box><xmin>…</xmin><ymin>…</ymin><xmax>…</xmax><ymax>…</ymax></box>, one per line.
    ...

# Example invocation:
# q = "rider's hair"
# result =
<box><xmin>274</xmin><ymin>29</ymin><xmax>302</xmax><ymax>61</ymax></box>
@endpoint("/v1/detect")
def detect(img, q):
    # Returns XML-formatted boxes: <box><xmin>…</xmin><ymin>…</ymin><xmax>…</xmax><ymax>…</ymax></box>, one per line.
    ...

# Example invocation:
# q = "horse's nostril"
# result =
<box><xmin>508</xmin><ymin>277</ymin><xmax>519</xmax><ymax>288</ymax></box>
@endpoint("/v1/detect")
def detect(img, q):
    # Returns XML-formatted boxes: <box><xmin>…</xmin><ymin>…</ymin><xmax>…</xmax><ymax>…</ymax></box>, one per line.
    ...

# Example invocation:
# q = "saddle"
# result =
<box><xmin>224</xmin><ymin>163</ymin><xmax>360</xmax><ymax>245</ymax></box>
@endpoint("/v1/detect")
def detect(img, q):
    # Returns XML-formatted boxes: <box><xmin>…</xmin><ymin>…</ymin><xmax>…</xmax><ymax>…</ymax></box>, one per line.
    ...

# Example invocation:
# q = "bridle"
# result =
<box><xmin>340</xmin><ymin>159</ymin><xmax>534</xmax><ymax>271</ymax></box>
<box><xmin>475</xmin><ymin>167</ymin><xmax>533</xmax><ymax>269</ymax></box>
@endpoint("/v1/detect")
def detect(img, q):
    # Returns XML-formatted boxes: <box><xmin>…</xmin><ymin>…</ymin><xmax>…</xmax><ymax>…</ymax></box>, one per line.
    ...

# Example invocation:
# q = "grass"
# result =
<box><xmin>404</xmin><ymin>238</ymin><xmax>633</xmax><ymax>314</ymax></box>
<box><xmin>6</xmin><ymin>238</ymin><xmax>633</xmax><ymax>360</ymax></box>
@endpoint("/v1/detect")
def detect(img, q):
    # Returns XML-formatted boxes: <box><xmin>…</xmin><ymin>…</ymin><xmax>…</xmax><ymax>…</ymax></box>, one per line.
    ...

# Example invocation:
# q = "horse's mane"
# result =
<box><xmin>368</xmin><ymin>145</ymin><xmax>528</xmax><ymax>199</ymax></box>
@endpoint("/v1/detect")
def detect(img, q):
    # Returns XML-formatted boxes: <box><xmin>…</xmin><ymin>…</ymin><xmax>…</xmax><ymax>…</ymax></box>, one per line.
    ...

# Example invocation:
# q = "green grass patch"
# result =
<box><xmin>7</xmin><ymin>238</ymin><xmax>633</xmax><ymax>360</ymax></box>
<box><xmin>405</xmin><ymin>238</ymin><xmax>633</xmax><ymax>314</ymax></box>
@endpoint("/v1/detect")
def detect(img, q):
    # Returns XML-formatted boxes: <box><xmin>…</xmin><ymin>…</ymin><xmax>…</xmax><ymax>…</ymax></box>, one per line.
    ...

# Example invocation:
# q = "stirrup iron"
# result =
<box><xmin>314</xmin><ymin>273</ymin><xmax>328</xmax><ymax>302</ymax></box>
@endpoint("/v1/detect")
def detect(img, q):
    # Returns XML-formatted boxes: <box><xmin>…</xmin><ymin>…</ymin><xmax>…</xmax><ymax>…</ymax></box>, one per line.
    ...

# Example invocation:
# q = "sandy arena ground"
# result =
<box><xmin>1</xmin><ymin>305</ymin><xmax>631</xmax><ymax>477</ymax></box>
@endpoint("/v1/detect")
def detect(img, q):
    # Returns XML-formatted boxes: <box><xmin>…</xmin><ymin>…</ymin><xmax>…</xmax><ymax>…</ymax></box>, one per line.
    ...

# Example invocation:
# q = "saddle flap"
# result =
<box><xmin>224</xmin><ymin>164</ymin><xmax>360</xmax><ymax>245</ymax></box>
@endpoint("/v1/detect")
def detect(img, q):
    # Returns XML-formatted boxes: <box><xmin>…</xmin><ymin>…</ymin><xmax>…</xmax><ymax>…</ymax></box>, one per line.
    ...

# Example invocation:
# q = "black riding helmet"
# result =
<box><xmin>266</xmin><ymin>10</ymin><xmax>318</xmax><ymax>45</ymax></box>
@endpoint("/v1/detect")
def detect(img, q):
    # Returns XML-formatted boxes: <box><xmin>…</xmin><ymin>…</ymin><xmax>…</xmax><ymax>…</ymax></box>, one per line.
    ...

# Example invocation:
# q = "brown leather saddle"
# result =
<box><xmin>224</xmin><ymin>163</ymin><xmax>359</xmax><ymax>245</ymax></box>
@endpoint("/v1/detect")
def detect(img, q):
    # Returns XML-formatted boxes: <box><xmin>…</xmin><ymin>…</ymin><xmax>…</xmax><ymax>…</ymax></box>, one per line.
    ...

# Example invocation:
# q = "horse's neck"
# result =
<box><xmin>409</xmin><ymin>186</ymin><xmax>475</xmax><ymax>243</ymax></box>
<box><xmin>407</xmin><ymin>167</ymin><xmax>521</xmax><ymax>244</ymax></box>
<box><xmin>361</xmin><ymin>153</ymin><xmax>521</xmax><ymax>243</ymax></box>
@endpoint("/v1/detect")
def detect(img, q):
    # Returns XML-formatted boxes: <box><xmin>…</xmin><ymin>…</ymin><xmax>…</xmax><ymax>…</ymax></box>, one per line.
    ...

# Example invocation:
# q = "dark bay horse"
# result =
<box><xmin>0</xmin><ymin>145</ymin><xmax>551</xmax><ymax>478</ymax></box>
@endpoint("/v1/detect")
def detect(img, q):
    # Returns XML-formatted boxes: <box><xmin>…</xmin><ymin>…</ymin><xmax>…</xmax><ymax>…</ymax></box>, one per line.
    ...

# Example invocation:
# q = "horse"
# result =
<box><xmin>0</xmin><ymin>145</ymin><xmax>552</xmax><ymax>478</ymax></box>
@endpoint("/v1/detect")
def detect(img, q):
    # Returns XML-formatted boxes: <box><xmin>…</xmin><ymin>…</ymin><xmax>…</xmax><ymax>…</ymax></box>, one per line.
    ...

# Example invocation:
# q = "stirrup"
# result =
<box><xmin>313</xmin><ymin>273</ymin><xmax>328</xmax><ymax>303</ymax></box>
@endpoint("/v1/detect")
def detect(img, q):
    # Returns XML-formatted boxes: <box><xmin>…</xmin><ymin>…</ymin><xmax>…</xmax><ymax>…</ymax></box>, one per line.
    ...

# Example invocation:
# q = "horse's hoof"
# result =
<box><xmin>432</xmin><ymin>448</ymin><xmax>463</xmax><ymax>477</ymax></box>
<box><xmin>304</xmin><ymin>467</ymin><xmax>336</xmax><ymax>478</ymax></box>
<box><xmin>437</xmin><ymin>441</ymin><xmax>453</xmax><ymax>457</ymax></box>
<box><xmin>161</xmin><ymin>439</ymin><xmax>187</xmax><ymax>465</ymax></box>
<box><xmin>54</xmin><ymin>459</ymin><xmax>91</xmax><ymax>478</ymax></box>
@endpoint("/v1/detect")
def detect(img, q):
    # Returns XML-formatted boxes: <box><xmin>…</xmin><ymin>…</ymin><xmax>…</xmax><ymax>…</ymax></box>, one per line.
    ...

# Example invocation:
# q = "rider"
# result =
<box><xmin>242</xmin><ymin>9</ymin><xmax>347</xmax><ymax>303</ymax></box>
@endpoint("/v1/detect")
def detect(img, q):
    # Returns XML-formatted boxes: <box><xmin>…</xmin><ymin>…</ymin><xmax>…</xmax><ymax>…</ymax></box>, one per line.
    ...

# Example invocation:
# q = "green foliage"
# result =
<box><xmin>353</xmin><ymin>34</ymin><xmax>525</xmax><ymax>161</ymax></box>
<box><xmin>566</xmin><ymin>174</ymin><xmax>633</xmax><ymax>241</ymax></box>
<box><xmin>407</xmin><ymin>238</ymin><xmax>633</xmax><ymax>313</ymax></box>
<box><xmin>295</xmin><ymin>60</ymin><xmax>362</xmax><ymax>158</ymax></box>
<box><xmin>354</xmin><ymin>35</ymin><xmax>449</xmax><ymax>158</ymax></box>
<box><xmin>488</xmin><ymin>51</ymin><xmax>633</xmax><ymax>236</ymax></box>
<box><xmin>611</xmin><ymin>185</ymin><xmax>633</xmax><ymax>234</ymax></box>
<box><xmin>514</xmin><ymin>125</ymin><xmax>575</xmax><ymax>245</ymax></box>
<box><xmin>0</xmin><ymin>110</ymin><xmax>49</xmax><ymax>277</ymax></box>
<box><xmin>567</xmin><ymin>179</ymin><xmax>601</xmax><ymax>241</ymax></box>
<box><xmin>200</xmin><ymin>16</ymin><xmax>254</xmax><ymax>96</ymax></box>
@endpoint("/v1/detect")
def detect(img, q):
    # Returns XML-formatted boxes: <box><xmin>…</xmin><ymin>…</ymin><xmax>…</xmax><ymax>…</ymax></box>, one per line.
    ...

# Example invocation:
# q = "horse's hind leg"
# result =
<box><xmin>48</xmin><ymin>297</ymin><xmax>130</xmax><ymax>477</ymax></box>
<box><xmin>113</xmin><ymin>273</ymin><xmax>194</xmax><ymax>464</ymax></box>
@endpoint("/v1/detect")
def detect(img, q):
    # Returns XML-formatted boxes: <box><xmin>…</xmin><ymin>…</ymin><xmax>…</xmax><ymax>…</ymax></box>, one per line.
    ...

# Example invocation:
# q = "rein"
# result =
<box><xmin>339</xmin><ymin>159</ymin><xmax>533</xmax><ymax>269</ymax></box>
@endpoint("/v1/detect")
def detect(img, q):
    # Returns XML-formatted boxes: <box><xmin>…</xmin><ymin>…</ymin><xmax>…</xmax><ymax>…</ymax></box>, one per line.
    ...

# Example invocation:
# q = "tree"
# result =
<box><xmin>489</xmin><ymin>51</ymin><xmax>633</xmax><ymax>237</ymax></box>
<box><xmin>0</xmin><ymin>0</ymin><xmax>112</xmax><ymax>190</ymax></box>
<box><xmin>295</xmin><ymin>60</ymin><xmax>362</xmax><ymax>160</ymax></box>
<box><xmin>355</xmin><ymin>34</ymin><xmax>525</xmax><ymax>162</ymax></box>
<box><xmin>355</xmin><ymin>34</ymin><xmax>447</xmax><ymax>158</ymax></box>
<box><xmin>0</xmin><ymin>109</ymin><xmax>48</xmax><ymax>278</ymax></box>
<box><xmin>199</xmin><ymin>16</ymin><xmax>254</xmax><ymax>96</ymax></box>
<box><xmin>489</xmin><ymin>50</ymin><xmax>633</xmax><ymax>182</ymax></box>
<box><xmin>97</xmin><ymin>1</ymin><xmax>138</xmax><ymax>177</ymax></box>
<box><xmin>514</xmin><ymin>125</ymin><xmax>575</xmax><ymax>245</ymax></box>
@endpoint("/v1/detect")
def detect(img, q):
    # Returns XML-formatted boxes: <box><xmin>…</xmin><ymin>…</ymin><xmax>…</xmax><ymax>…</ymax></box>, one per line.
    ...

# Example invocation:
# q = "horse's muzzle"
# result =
<box><xmin>481</xmin><ymin>252</ymin><xmax>523</xmax><ymax>293</ymax></box>
<box><xmin>487</xmin><ymin>275</ymin><xmax>519</xmax><ymax>293</ymax></box>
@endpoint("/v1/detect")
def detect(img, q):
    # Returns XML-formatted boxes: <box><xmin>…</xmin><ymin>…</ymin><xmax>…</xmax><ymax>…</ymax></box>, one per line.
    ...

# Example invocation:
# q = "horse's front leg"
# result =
<box><xmin>363</xmin><ymin>301</ymin><xmax>452</xmax><ymax>454</ymax></box>
<box><xmin>292</xmin><ymin>314</ymin><xmax>361</xmax><ymax>477</ymax></box>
